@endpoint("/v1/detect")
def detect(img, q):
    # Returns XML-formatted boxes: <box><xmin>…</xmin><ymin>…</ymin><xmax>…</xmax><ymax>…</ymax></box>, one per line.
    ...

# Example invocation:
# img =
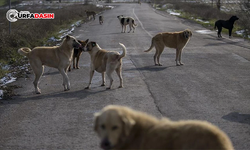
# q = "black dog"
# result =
<box><xmin>214</xmin><ymin>16</ymin><xmax>239</xmax><ymax>38</ymax></box>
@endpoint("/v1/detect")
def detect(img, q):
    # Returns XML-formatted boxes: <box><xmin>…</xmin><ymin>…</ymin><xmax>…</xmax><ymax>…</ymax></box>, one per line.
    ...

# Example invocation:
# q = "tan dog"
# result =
<box><xmin>18</xmin><ymin>35</ymin><xmax>81</xmax><ymax>94</ymax></box>
<box><xmin>145</xmin><ymin>29</ymin><xmax>192</xmax><ymax>66</ymax></box>
<box><xmin>94</xmin><ymin>105</ymin><xmax>234</xmax><ymax>150</ymax></box>
<box><xmin>83</xmin><ymin>42</ymin><xmax>126</xmax><ymax>89</ymax></box>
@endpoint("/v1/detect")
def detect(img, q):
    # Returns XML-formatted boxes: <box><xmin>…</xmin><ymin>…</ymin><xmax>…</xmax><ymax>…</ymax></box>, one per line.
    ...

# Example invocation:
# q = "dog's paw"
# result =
<box><xmin>85</xmin><ymin>87</ymin><xmax>90</xmax><ymax>89</ymax></box>
<box><xmin>106</xmin><ymin>87</ymin><xmax>111</xmax><ymax>90</ymax></box>
<box><xmin>36</xmin><ymin>91</ymin><xmax>41</xmax><ymax>94</ymax></box>
<box><xmin>101</xmin><ymin>84</ymin><xmax>105</xmax><ymax>86</ymax></box>
<box><xmin>118</xmin><ymin>85</ymin><xmax>123</xmax><ymax>88</ymax></box>
<box><xmin>35</xmin><ymin>88</ymin><xmax>41</xmax><ymax>94</ymax></box>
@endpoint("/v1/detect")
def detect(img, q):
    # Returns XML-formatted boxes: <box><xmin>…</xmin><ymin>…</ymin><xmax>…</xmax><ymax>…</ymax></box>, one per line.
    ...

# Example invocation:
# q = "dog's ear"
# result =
<box><xmin>94</xmin><ymin>112</ymin><xmax>100</xmax><ymax>132</ymax></box>
<box><xmin>85</xmin><ymin>39</ymin><xmax>89</xmax><ymax>43</ymax></box>
<box><xmin>183</xmin><ymin>31</ymin><xmax>188</xmax><ymax>39</ymax></box>
<box><xmin>91</xmin><ymin>42</ymin><xmax>97</xmax><ymax>47</ymax></box>
<box><xmin>66</xmin><ymin>35</ymin><xmax>70</xmax><ymax>41</ymax></box>
<box><xmin>121</xmin><ymin>114</ymin><xmax>135</xmax><ymax>136</ymax></box>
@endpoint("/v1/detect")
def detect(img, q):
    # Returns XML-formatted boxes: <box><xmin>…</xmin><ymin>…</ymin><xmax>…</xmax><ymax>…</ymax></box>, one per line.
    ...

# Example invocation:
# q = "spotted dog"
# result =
<box><xmin>117</xmin><ymin>15</ymin><xmax>137</xmax><ymax>33</ymax></box>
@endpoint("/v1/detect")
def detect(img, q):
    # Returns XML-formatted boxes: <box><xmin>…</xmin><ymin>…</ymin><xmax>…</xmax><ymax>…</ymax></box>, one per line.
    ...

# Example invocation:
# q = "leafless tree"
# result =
<box><xmin>216</xmin><ymin>0</ymin><xmax>221</xmax><ymax>11</ymax></box>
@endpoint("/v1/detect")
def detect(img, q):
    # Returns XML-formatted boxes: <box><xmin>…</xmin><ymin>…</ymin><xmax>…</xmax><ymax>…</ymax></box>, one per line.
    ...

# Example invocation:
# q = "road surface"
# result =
<box><xmin>1</xmin><ymin>3</ymin><xmax>250</xmax><ymax>149</ymax></box>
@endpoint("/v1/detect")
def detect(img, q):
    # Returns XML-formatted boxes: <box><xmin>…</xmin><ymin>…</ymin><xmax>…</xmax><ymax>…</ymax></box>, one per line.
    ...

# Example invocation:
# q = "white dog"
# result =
<box><xmin>117</xmin><ymin>15</ymin><xmax>137</xmax><ymax>33</ymax></box>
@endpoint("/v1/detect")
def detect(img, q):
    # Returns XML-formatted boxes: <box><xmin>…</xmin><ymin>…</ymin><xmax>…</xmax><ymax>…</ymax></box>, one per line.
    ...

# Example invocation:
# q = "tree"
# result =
<box><xmin>216</xmin><ymin>0</ymin><xmax>221</xmax><ymax>11</ymax></box>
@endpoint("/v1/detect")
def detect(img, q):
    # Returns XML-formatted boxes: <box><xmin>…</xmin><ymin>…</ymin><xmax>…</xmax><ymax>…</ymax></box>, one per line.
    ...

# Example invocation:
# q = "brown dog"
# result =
<box><xmin>85</xmin><ymin>10</ymin><xmax>96</xmax><ymax>20</ymax></box>
<box><xmin>83</xmin><ymin>42</ymin><xmax>126</xmax><ymax>89</ymax></box>
<box><xmin>69</xmin><ymin>39</ymin><xmax>89</xmax><ymax>71</ymax></box>
<box><xmin>94</xmin><ymin>105</ymin><xmax>234</xmax><ymax>150</ymax></box>
<box><xmin>145</xmin><ymin>29</ymin><xmax>192</xmax><ymax>66</ymax></box>
<box><xmin>18</xmin><ymin>35</ymin><xmax>81</xmax><ymax>94</ymax></box>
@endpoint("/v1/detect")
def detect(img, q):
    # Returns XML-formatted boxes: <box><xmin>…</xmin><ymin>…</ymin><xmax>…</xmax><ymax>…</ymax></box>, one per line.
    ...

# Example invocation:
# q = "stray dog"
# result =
<box><xmin>145</xmin><ymin>29</ymin><xmax>192</xmax><ymax>66</ymax></box>
<box><xmin>85</xmin><ymin>10</ymin><xmax>96</xmax><ymax>20</ymax></box>
<box><xmin>83</xmin><ymin>42</ymin><xmax>126</xmax><ymax>89</ymax></box>
<box><xmin>99</xmin><ymin>16</ymin><xmax>104</xmax><ymax>25</ymax></box>
<box><xmin>94</xmin><ymin>105</ymin><xmax>234</xmax><ymax>150</ymax></box>
<box><xmin>117</xmin><ymin>15</ymin><xmax>137</xmax><ymax>33</ymax></box>
<box><xmin>69</xmin><ymin>39</ymin><xmax>89</xmax><ymax>71</ymax></box>
<box><xmin>214</xmin><ymin>16</ymin><xmax>239</xmax><ymax>38</ymax></box>
<box><xmin>18</xmin><ymin>35</ymin><xmax>81</xmax><ymax>94</ymax></box>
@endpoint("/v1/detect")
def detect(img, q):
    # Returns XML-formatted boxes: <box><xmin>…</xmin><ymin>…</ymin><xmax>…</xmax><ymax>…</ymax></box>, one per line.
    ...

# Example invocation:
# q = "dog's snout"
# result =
<box><xmin>101</xmin><ymin>138</ymin><xmax>111</xmax><ymax>150</ymax></box>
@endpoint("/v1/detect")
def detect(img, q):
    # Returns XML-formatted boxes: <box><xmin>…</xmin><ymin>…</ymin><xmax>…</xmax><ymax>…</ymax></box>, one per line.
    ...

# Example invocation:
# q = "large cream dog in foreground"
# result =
<box><xmin>18</xmin><ymin>35</ymin><xmax>81</xmax><ymax>94</ymax></box>
<box><xmin>94</xmin><ymin>105</ymin><xmax>234</xmax><ymax>150</ymax></box>
<box><xmin>145</xmin><ymin>29</ymin><xmax>192</xmax><ymax>66</ymax></box>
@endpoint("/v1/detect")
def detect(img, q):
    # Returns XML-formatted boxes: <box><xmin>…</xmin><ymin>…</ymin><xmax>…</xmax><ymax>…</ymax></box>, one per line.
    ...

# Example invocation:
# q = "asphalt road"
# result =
<box><xmin>1</xmin><ymin>3</ymin><xmax>250</xmax><ymax>150</ymax></box>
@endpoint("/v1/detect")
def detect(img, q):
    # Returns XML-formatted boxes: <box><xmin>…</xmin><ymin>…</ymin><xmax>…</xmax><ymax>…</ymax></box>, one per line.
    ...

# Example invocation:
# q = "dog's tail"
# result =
<box><xmin>18</xmin><ymin>47</ymin><xmax>32</xmax><ymax>57</ymax></box>
<box><xmin>214</xmin><ymin>21</ymin><xmax>217</xmax><ymax>30</ymax></box>
<box><xmin>118</xmin><ymin>43</ymin><xmax>126</xmax><ymax>60</ymax></box>
<box><xmin>132</xmin><ymin>19</ymin><xmax>138</xmax><ymax>27</ymax></box>
<box><xmin>144</xmin><ymin>38</ymin><xmax>154</xmax><ymax>52</ymax></box>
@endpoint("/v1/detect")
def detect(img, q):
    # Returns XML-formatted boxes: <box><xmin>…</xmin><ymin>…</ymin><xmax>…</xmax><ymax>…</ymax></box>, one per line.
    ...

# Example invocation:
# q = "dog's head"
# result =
<box><xmin>94</xmin><ymin>105</ymin><xmax>135</xmax><ymax>150</ymax></box>
<box><xmin>183</xmin><ymin>29</ymin><xmax>192</xmax><ymax>39</ymax></box>
<box><xmin>76</xmin><ymin>39</ymin><xmax>89</xmax><ymax>51</ymax></box>
<box><xmin>65</xmin><ymin>35</ymin><xmax>81</xmax><ymax>49</ymax></box>
<box><xmin>229</xmin><ymin>16</ymin><xmax>239</xmax><ymax>22</ymax></box>
<box><xmin>117</xmin><ymin>15</ymin><xmax>123</xmax><ymax>19</ymax></box>
<box><xmin>83</xmin><ymin>41</ymin><xmax>98</xmax><ymax>52</ymax></box>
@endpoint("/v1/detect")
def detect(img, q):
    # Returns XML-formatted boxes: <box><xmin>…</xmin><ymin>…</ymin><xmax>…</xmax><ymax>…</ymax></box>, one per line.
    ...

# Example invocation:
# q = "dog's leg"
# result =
<box><xmin>73</xmin><ymin>57</ymin><xmax>76</xmax><ymax>69</ymax></box>
<box><xmin>175</xmin><ymin>49</ymin><xmax>180</xmax><ymax>66</ymax></box>
<box><xmin>177</xmin><ymin>49</ymin><xmax>184</xmax><ymax>66</ymax></box>
<box><xmin>229</xmin><ymin>28</ymin><xmax>232</xmax><ymax>38</ymax></box>
<box><xmin>85</xmin><ymin>70</ymin><xmax>95</xmax><ymax>89</ymax></box>
<box><xmin>132</xmin><ymin>25</ymin><xmax>135</xmax><ymax>33</ymax></box>
<box><xmin>124</xmin><ymin>25</ymin><xmax>127</xmax><ymax>33</ymax></box>
<box><xmin>32</xmin><ymin>64</ymin><xmax>44</xmax><ymax>94</ymax></box>
<box><xmin>106</xmin><ymin>67</ymin><xmax>114</xmax><ymax>89</ymax></box>
<box><xmin>121</xmin><ymin>25</ymin><xmax>124</xmax><ymax>33</ymax></box>
<box><xmin>58</xmin><ymin>68</ymin><xmax>70</xmax><ymax>91</ymax></box>
<box><xmin>76</xmin><ymin>55</ymin><xmax>80</xmax><ymax>69</ymax></box>
<box><xmin>116</xmin><ymin>66</ymin><xmax>123</xmax><ymax>88</ymax></box>
<box><xmin>101</xmin><ymin>72</ymin><xmax>105</xmax><ymax>86</ymax></box>
<box><xmin>155</xmin><ymin>44</ymin><xmax>164</xmax><ymax>66</ymax></box>
<box><xmin>154</xmin><ymin>51</ymin><xmax>158</xmax><ymax>66</ymax></box>
<box><xmin>68</xmin><ymin>65</ymin><xmax>71</xmax><ymax>72</ymax></box>
<box><xmin>218</xmin><ymin>27</ymin><xmax>222</xmax><ymax>38</ymax></box>
<box><xmin>179</xmin><ymin>49</ymin><xmax>184</xmax><ymax>65</ymax></box>
<box><xmin>128</xmin><ymin>24</ymin><xmax>132</xmax><ymax>33</ymax></box>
